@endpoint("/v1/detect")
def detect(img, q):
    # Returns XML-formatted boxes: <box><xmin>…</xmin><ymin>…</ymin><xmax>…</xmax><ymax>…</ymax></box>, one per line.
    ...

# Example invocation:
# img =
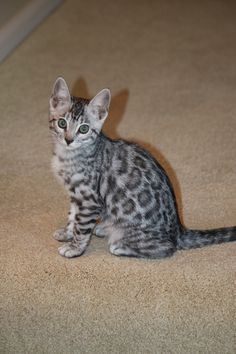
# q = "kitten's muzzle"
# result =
<box><xmin>65</xmin><ymin>137</ymin><xmax>73</xmax><ymax>145</ymax></box>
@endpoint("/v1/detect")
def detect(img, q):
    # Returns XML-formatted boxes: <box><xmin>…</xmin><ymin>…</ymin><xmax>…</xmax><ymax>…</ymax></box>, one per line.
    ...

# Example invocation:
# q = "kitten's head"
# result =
<box><xmin>49</xmin><ymin>77</ymin><xmax>111</xmax><ymax>149</ymax></box>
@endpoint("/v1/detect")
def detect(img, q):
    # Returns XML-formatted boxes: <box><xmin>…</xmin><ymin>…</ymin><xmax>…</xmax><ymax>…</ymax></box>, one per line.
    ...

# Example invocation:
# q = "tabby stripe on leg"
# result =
<box><xmin>79</xmin><ymin>211</ymin><xmax>100</xmax><ymax>218</ymax></box>
<box><xmin>78</xmin><ymin>218</ymin><xmax>98</xmax><ymax>226</ymax></box>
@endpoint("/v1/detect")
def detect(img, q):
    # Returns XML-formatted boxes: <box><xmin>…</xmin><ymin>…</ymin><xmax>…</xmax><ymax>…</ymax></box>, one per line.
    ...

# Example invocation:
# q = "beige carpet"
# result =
<box><xmin>1</xmin><ymin>0</ymin><xmax>236</xmax><ymax>353</ymax></box>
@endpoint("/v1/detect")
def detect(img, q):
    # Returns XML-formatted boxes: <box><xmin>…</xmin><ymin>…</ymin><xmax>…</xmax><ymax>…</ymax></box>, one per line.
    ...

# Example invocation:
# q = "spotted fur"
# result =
<box><xmin>49</xmin><ymin>77</ymin><xmax>236</xmax><ymax>259</ymax></box>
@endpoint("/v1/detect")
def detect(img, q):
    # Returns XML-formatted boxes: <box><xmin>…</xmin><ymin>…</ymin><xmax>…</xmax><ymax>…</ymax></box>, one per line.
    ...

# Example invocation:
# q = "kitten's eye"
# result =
<box><xmin>78</xmin><ymin>124</ymin><xmax>89</xmax><ymax>134</ymax></box>
<box><xmin>58</xmin><ymin>118</ymin><xmax>67</xmax><ymax>129</ymax></box>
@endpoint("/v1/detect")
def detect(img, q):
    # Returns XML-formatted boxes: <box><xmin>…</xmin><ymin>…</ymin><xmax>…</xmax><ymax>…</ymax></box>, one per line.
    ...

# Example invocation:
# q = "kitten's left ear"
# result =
<box><xmin>87</xmin><ymin>89</ymin><xmax>111</xmax><ymax>125</ymax></box>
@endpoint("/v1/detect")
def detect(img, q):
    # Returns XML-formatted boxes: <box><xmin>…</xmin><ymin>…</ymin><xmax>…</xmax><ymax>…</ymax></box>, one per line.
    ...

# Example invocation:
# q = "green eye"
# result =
<box><xmin>58</xmin><ymin>118</ymin><xmax>67</xmax><ymax>129</ymax></box>
<box><xmin>78</xmin><ymin>124</ymin><xmax>89</xmax><ymax>134</ymax></box>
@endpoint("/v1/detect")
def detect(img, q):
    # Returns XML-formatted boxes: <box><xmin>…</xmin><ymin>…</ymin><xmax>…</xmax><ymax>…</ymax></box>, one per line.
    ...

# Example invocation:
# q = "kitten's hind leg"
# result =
<box><xmin>109</xmin><ymin>228</ymin><xmax>176</xmax><ymax>259</ymax></box>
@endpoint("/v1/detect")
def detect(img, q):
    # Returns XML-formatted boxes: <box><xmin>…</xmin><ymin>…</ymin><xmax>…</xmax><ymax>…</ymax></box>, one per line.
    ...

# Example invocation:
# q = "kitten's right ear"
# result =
<box><xmin>49</xmin><ymin>77</ymin><xmax>71</xmax><ymax>118</ymax></box>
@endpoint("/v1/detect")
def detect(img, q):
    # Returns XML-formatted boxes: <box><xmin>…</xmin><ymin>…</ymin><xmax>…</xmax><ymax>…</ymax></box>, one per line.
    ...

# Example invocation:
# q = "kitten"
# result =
<box><xmin>49</xmin><ymin>77</ymin><xmax>236</xmax><ymax>258</ymax></box>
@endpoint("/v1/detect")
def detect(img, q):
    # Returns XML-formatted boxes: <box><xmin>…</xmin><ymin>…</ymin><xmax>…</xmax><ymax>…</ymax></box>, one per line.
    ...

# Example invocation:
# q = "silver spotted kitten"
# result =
<box><xmin>49</xmin><ymin>77</ymin><xmax>236</xmax><ymax>258</ymax></box>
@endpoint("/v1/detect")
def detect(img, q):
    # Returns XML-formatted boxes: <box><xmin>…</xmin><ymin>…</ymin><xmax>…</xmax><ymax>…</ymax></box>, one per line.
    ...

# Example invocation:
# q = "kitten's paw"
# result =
<box><xmin>109</xmin><ymin>243</ymin><xmax>124</xmax><ymax>256</ymax></box>
<box><xmin>58</xmin><ymin>243</ymin><xmax>84</xmax><ymax>258</ymax></box>
<box><xmin>93</xmin><ymin>225</ymin><xmax>106</xmax><ymax>238</ymax></box>
<box><xmin>53</xmin><ymin>228</ymin><xmax>73</xmax><ymax>242</ymax></box>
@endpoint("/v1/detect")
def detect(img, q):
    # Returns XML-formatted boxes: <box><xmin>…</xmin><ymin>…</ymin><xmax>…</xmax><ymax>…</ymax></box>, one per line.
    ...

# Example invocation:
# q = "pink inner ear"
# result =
<box><xmin>52</xmin><ymin>96</ymin><xmax>68</xmax><ymax>109</ymax></box>
<box><xmin>51</xmin><ymin>96</ymin><xmax>59</xmax><ymax>109</ymax></box>
<box><xmin>90</xmin><ymin>105</ymin><xmax>107</xmax><ymax>120</ymax></box>
<box><xmin>50</xmin><ymin>95</ymin><xmax>71</xmax><ymax>118</ymax></box>
<box><xmin>99</xmin><ymin>108</ymin><xmax>107</xmax><ymax>120</ymax></box>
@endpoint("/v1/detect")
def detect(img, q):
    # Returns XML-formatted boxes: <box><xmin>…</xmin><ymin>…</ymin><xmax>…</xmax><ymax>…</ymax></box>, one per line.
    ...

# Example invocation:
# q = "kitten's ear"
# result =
<box><xmin>87</xmin><ymin>89</ymin><xmax>111</xmax><ymax>126</ymax></box>
<box><xmin>49</xmin><ymin>77</ymin><xmax>71</xmax><ymax>118</ymax></box>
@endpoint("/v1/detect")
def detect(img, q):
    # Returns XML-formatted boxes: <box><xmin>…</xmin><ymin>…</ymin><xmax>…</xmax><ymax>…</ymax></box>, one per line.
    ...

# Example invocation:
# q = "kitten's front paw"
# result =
<box><xmin>53</xmin><ymin>228</ymin><xmax>73</xmax><ymax>242</ymax></box>
<box><xmin>58</xmin><ymin>242</ymin><xmax>84</xmax><ymax>258</ymax></box>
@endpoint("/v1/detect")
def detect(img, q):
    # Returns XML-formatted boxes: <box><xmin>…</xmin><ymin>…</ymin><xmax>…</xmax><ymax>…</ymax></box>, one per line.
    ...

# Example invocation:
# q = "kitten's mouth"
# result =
<box><xmin>64</xmin><ymin>142</ymin><xmax>76</xmax><ymax>150</ymax></box>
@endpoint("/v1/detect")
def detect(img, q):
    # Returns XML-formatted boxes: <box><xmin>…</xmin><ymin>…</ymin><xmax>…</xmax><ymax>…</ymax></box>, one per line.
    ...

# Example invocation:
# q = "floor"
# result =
<box><xmin>0</xmin><ymin>0</ymin><xmax>63</xmax><ymax>62</ymax></box>
<box><xmin>0</xmin><ymin>0</ymin><xmax>236</xmax><ymax>353</ymax></box>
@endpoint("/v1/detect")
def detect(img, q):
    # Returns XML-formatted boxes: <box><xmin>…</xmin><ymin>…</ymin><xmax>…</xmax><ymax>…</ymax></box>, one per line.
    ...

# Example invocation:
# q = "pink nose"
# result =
<box><xmin>65</xmin><ymin>137</ymin><xmax>73</xmax><ymax>145</ymax></box>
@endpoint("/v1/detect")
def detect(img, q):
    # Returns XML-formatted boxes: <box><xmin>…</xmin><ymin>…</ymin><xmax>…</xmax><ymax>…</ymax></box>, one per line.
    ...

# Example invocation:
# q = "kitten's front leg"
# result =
<box><xmin>58</xmin><ymin>199</ymin><xmax>100</xmax><ymax>258</ymax></box>
<box><xmin>54</xmin><ymin>198</ymin><xmax>78</xmax><ymax>242</ymax></box>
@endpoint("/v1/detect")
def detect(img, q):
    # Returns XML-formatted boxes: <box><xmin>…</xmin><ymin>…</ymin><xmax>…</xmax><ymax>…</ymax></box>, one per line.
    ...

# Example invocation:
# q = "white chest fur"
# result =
<box><xmin>51</xmin><ymin>154</ymin><xmax>64</xmax><ymax>185</ymax></box>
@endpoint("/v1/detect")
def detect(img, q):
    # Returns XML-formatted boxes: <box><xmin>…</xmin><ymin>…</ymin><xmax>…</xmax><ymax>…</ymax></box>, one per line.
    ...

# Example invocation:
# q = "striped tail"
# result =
<box><xmin>177</xmin><ymin>226</ymin><xmax>236</xmax><ymax>250</ymax></box>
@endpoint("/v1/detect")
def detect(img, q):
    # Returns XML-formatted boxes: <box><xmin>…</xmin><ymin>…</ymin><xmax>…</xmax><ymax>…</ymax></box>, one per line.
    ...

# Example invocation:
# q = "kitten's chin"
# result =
<box><xmin>65</xmin><ymin>144</ymin><xmax>78</xmax><ymax>150</ymax></box>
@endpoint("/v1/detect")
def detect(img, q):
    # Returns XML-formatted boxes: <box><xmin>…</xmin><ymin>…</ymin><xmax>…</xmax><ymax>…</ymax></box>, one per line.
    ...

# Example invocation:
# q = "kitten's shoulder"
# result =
<box><xmin>102</xmin><ymin>132</ymin><xmax>156</xmax><ymax>164</ymax></box>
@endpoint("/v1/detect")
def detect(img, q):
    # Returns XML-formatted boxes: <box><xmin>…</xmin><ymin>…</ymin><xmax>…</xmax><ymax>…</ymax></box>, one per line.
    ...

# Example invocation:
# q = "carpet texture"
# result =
<box><xmin>1</xmin><ymin>0</ymin><xmax>236</xmax><ymax>353</ymax></box>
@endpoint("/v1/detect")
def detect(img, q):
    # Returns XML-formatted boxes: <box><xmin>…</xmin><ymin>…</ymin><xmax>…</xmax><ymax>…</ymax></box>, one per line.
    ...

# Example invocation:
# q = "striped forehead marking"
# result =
<box><xmin>70</xmin><ymin>97</ymin><xmax>90</xmax><ymax>121</ymax></box>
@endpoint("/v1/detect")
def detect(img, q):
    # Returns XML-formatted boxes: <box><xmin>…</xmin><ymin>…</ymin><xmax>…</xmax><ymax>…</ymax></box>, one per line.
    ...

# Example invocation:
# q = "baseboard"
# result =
<box><xmin>0</xmin><ymin>0</ymin><xmax>63</xmax><ymax>63</ymax></box>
